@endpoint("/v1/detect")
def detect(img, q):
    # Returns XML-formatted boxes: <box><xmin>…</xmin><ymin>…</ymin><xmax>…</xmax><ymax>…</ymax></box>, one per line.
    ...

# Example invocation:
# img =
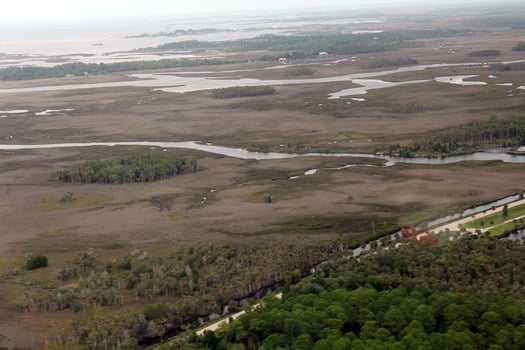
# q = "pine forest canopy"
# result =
<box><xmin>55</xmin><ymin>151</ymin><xmax>197</xmax><ymax>184</ymax></box>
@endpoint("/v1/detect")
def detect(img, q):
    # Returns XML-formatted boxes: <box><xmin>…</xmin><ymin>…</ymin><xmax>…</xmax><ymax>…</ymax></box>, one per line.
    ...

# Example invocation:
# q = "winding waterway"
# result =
<box><xmin>0</xmin><ymin>141</ymin><xmax>524</xmax><ymax>165</ymax></box>
<box><xmin>1</xmin><ymin>60</ymin><xmax>524</xmax><ymax>97</ymax></box>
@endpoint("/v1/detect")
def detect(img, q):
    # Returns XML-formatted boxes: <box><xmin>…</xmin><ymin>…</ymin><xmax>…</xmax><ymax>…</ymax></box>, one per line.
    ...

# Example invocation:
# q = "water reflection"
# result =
<box><xmin>0</xmin><ymin>141</ymin><xmax>524</xmax><ymax>165</ymax></box>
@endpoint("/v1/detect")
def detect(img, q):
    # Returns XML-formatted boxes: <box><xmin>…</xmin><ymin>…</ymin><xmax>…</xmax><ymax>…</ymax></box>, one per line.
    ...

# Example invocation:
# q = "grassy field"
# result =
<box><xmin>465</xmin><ymin>202</ymin><xmax>525</xmax><ymax>236</ymax></box>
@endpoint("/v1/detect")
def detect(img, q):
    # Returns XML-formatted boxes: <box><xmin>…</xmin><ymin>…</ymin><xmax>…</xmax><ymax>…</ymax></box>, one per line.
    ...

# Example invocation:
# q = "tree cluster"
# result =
<box><xmin>29</xmin><ymin>240</ymin><xmax>364</xmax><ymax>348</ymax></box>
<box><xmin>183</xmin><ymin>237</ymin><xmax>525</xmax><ymax>350</ymax></box>
<box><xmin>0</xmin><ymin>58</ymin><xmax>245</xmax><ymax>81</ymax></box>
<box><xmin>512</xmin><ymin>42</ymin><xmax>525</xmax><ymax>51</ymax></box>
<box><xmin>469</xmin><ymin>50</ymin><xmax>500</xmax><ymax>57</ymax></box>
<box><xmin>376</xmin><ymin>115</ymin><xmax>525</xmax><ymax>157</ymax></box>
<box><xmin>212</xmin><ymin>86</ymin><xmax>276</xmax><ymax>99</ymax></box>
<box><xmin>492</xmin><ymin>61</ymin><xmax>525</xmax><ymax>71</ymax></box>
<box><xmin>153</xmin><ymin>30</ymin><xmax>467</xmax><ymax>59</ymax></box>
<box><xmin>55</xmin><ymin>151</ymin><xmax>197</xmax><ymax>184</ymax></box>
<box><xmin>25</xmin><ymin>253</ymin><xmax>48</xmax><ymax>270</ymax></box>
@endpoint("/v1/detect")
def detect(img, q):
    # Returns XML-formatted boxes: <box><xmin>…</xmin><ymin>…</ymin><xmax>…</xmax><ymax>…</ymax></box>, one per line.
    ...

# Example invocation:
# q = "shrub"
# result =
<box><xmin>470</xmin><ymin>50</ymin><xmax>500</xmax><ymax>57</ymax></box>
<box><xmin>25</xmin><ymin>253</ymin><xmax>48</xmax><ymax>270</ymax></box>
<box><xmin>142</xmin><ymin>303</ymin><xmax>169</xmax><ymax>320</ymax></box>
<box><xmin>212</xmin><ymin>86</ymin><xmax>276</xmax><ymax>99</ymax></box>
<box><xmin>283</xmin><ymin>67</ymin><xmax>314</xmax><ymax>76</ymax></box>
<box><xmin>512</xmin><ymin>42</ymin><xmax>525</xmax><ymax>51</ymax></box>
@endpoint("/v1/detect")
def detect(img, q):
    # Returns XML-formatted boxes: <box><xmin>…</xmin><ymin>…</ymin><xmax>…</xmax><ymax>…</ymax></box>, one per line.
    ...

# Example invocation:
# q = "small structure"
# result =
<box><xmin>319</xmin><ymin>51</ymin><xmax>329</xmax><ymax>57</ymax></box>
<box><xmin>278</xmin><ymin>57</ymin><xmax>287</xmax><ymax>64</ymax></box>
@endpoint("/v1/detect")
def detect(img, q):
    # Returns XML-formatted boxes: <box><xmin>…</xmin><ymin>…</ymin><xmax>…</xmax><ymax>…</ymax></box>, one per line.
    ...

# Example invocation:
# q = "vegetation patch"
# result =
<box><xmin>387</xmin><ymin>102</ymin><xmax>424</xmax><ymax>114</ymax></box>
<box><xmin>36</xmin><ymin>193</ymin><xmax>112</xmax><ymax>211</ymax></box>
<box><xmin>328</xmin><ymin>133</ymin><xmax>371</xmax><ymax>142</ymax></box>
<box><xmin>469</xmin><ymin>49</ymin><xmax>500</xmax><ymax>57</ymax></box>
<box><xmin>212</xmin><ymin>86</ymin><xmax>276</xmax><ymax>99</ymax></box>
<box><xmin>38</xmin><ymin>227</ymin><xmax>79</xmax><ymax>238</ymax></box>
<box><xmin>512</xmin><ymin>42</ymin><xmax>525</xmax><ymax>51</ymax></box>
<box><xmin>375</xmin><ymin>115</ymin><xmax>525</xmax><ymax>157</ymax></box>
<box><xmin>359</xmin><ymin>57</ymin><xmax>418</xmax><ymax>69</ymax></box>
<box><xmin>484</xmin><ymin>219</ymin><xmax>525</xmax><ymax>237</ymax></box>
<box><xmin>406</xmin><ymin>203</ymin><xmax>465</xmax><ymax>228</ymax></box>
<box><xmin>8</xmin><ymin>242</ymin><xmax>363</xmax><ymax>347</ymax></box>
<box><xmin>25</xmin><ymin>253</ymin><xmax>48</xmax><ymax>270</ymax></box>
<box><xmin>464</xmin><ymin>203</ymin><xmax>525</xmax><ymax>236</ymax></box>
<box><xmin>153</xmin><ymin>30</ymin><xmax>467</xmax><ymax>59</ymax></box>
<box><xmin>0</xmin><ymin>58</ymin><xmax>246</xmax><ymax>81</ymax></box>
<box><xmin>283</xmin><ymin>67</ymin><xmax>315</xmax><ymax>77</ymax></box>
<box><xmin>280</xmin><ymin>214</ymin><xmax>398</xmax><ymax>237</ymax></box>
<box><xmin>492</xmin><ymin>61</ymin><xmax>525</xmax><ymax>71</ymax></box>
<box><xmin>176</xmin><ymin>238</ymin><xmax>525</xmax><ymax>349</ymax></box>
<box><xmin>55</xmin><ymin>151</ymin><xmax>197</xmax><ymax>184</ymax></box>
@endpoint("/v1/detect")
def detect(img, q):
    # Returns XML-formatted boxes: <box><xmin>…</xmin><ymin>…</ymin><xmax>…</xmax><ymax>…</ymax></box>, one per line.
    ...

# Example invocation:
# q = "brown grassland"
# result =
<box><xmin>0</xmin><ymin>4</ymin><xmax>524</xmax><ymax>348</ymax></box>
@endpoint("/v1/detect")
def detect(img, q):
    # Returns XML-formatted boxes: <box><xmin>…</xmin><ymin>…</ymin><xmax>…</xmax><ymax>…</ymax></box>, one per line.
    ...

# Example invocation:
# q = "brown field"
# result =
<box><xmin>1</xmin><ymin>4</ymin><xmax>525</xmax><ymax>348</ymax></box>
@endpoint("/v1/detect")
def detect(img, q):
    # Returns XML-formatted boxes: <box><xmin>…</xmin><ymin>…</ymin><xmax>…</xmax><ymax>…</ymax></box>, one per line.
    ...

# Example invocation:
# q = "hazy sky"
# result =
<box><xmin>3</xmin><ymin>0</ymin><xmax>345</xmax><ymax>23</ymax></box>
<box><xmin>0</xmin><ymin>0</ymin><xmax>493</xmax><ymax>24</ymax></box>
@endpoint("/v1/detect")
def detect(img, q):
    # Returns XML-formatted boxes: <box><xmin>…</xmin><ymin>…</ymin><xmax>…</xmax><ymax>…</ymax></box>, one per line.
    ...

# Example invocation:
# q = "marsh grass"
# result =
<box><xmin>280</xmin><ymin>214</ymin><xmax>398</xmax><ymax>236</ymax></box>
<box><xmin>38</xmin><ymin>227</ymin><xmax>79</xmax><ymax>238</ymax></box>
<box><xmin>35</xmin><ymin>193</ymin><xmax>112</xmax><ymax>212</ymax></box>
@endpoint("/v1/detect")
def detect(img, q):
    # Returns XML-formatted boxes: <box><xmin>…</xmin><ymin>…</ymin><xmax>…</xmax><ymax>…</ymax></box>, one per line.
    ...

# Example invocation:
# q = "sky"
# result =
<box><xmin>4</xmin><ymin>0</ymin><xmax>346</xmax><ymax>23</ymax></box>
<box><xmin>0</xmin><ymin>0</ymin><xmax>499</xmax><ymax>24</ymax></box>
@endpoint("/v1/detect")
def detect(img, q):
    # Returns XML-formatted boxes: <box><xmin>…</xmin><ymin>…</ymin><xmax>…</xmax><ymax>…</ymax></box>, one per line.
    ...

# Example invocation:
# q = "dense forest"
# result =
<box><xmin>152</xmin><ymin>30</ymin><xmax>467</xmax><ymax>58</ymax></box>
<box><xmin>177</xmin><ymin>236</ymin><xmax>525</xmax><ymax>350</ymax></box>
<box><xmin>376</xmin><ymin>115</ymin><xmax>525</xmax><ymax>157</ymax></box>
<box><xmin>212</xmin><ymin>86</ymin><xmax>276</xmax><ymax>99</ymax></box>
<box><xmin>55</xmin><ymin>151</ymin><xmax>197</xmax><ymax>184</ymax></box>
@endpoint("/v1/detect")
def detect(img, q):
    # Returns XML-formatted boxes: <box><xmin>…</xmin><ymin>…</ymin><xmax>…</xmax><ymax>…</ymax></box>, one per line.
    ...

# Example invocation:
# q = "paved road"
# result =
<box><xmin>196</xmin><ymin>293</ymin><xmax>283</xmax><ymax>336</ymax></box>
<box><xmin>428</xmin><ymin>198</ymin><xmax>525</xmax><ymax>234</ymax></box>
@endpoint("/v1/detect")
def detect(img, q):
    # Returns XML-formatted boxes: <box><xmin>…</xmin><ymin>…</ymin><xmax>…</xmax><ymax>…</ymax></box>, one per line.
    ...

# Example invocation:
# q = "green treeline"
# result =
<box><xmin>154</xmin><ymin>30</ymin><xmax>465</xmax><ymax>58</ymax></box>
<box><xmin>35</xmin><ymin>242</ymin><xmax>356</xmax><ymax>347</ymax></box>
<box><xmin>182</xmin><ymin>237</ymin><xmax>525</xmax><ymax>350</ymax></box>
<box><xmin>55</xmin><ymin>151</ymin><xmax>197</xmax><ymax>184</ymax></box>
<box><xmin>212</xmin><ymin>86</ymin><xmax>276</xmax><ymax>98</ymax></box>
<box><xmin>512</xmin><ymin>42</ymin><xmax>525</xmax><ymax>51</ymax></box>
<box><xmin>492</xmin><ymin>61</ymin><xmax>525</xmax><ymax>71</ymax></box>
<box><xmin>0</xmin><ymin>58</ymin><xmax>244</xmax><ymax>81</ymax></box>
<box><xmin>376</xmin><ymin>115</ymin><xmax>525</xmax><ymax>157</ymax></box>
<box><xmin>469</xmin><ymin>50</ymin><xmax>500</xmax><ymax>57</ymax></box>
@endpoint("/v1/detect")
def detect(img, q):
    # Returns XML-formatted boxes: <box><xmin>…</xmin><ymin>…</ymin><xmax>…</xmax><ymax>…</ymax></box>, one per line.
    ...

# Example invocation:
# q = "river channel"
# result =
<box><xmin>1</xmin><ymin>60</ymin><xmax>525</xmax><ymax>97</ymax></box>
<box><xmin>0</xmin><ymin>141</ymin><xmax>524</xmax><ymax>166</ymax></box>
